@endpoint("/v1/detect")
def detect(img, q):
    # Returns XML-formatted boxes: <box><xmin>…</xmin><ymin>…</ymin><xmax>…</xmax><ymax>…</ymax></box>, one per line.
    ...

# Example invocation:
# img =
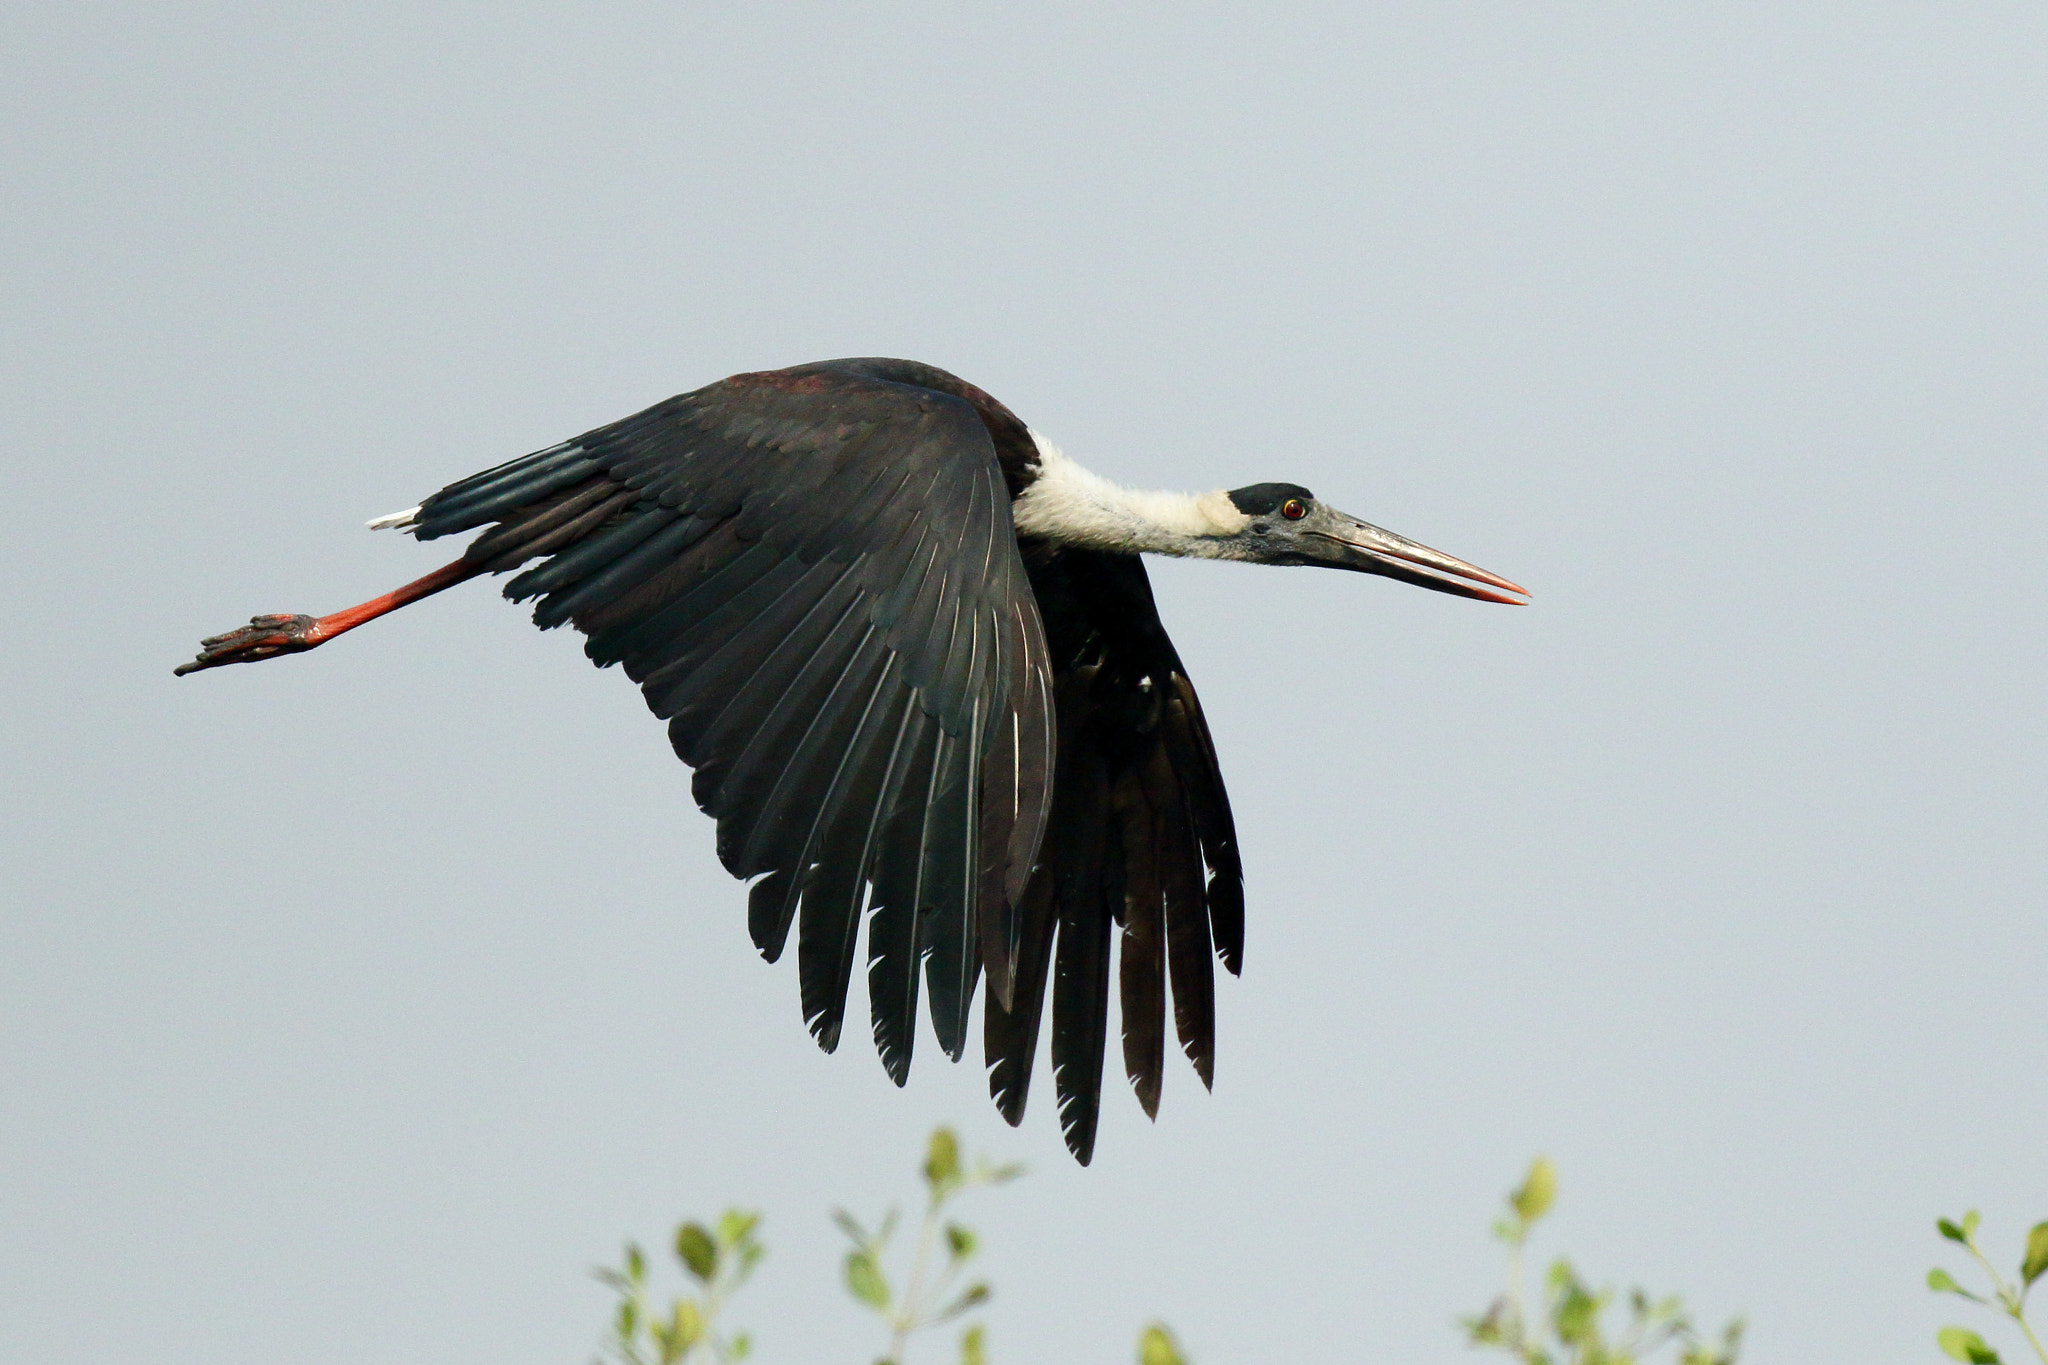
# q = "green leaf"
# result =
<box><xmin>626</xmin><ymin>1243</ymin><xmax>647</xmax><ymax>1282</ymax></box>
<box><xmin>926</xmin><ymin>1127</ymin><xmax>963</xmax><ymax>1193</ymax></box>
<box><xmin>1940</xmin><ymin>1219</ymin><xmax>1971</xmax><ymax>1245</ymax></box>
<box><xmin>671</xmin><ymin>1300</ymin><xmax>702</xmax><ymax>1351</ymax></box>
<box><xmin>1138</xmin><ymin>1322</ymin><xmax>1188</xmax><ymax>1365</ymax></box>
<box><xmin>1938</xmin><ymin>1326</ymin><xmax>2001</xmax><ymax>1364</ymax></box>
<box><xmin>656</xmin><ymin>1312</ymin><xmax>694</xmax><ymax>1365</ymax></box>
<box><xmin>1928</xmin><ymin>1268</ymin><xmax>1983</xmax><ymax>1300</ymax></box>
<box><xmin>1963</xmin><ymin>1211</ymin><xmax>1982</xmax><ymax>1240</ymax></box>
<box><xmin>2021</xmin><ymin>1221</ymin><xmax>2048</xmax><ymax>1286</ymax></box>
<box><xmin>1463</xmin><ymin>1300</ymin><xmax>1508</xmax><ymax>1345</ymax></box>
<box><xmin>1512</xmin><ymin>1157</ymin><xmax>1559</xmax><ymax>1224</ymax></box>
<box><xmin>1687</xmin><ymin>1317</ymin><xmax>1746</xmax><ymax>1365</ymax></box>
<box><xmin>717</xmin><ymin>1209</ymin><xmax>761</xmax><ymax>1247</ymax></box>
<box><xmin>730</xmin><ymin>1331</ymin><xmax>752</xmax><ymax>1361</ymax></box>
<box><xmin>935</xmin><ymin>1281</ymin><xmax>991</xmax><ymax>1323</ymax></box>
<box><xmin>845</xmin><ymin>1247</ymin><xmax>892</xmax><ymax>1310</ymax></box>
<box><xmin>617</xmin><ymin>1296</ymin><xmax>639</xmax><ymax>1338</ymax></box>
<box><xmin>1553</xmin><ymin>1281</ymin><xmax>1599</xmax><ymax>1346</ymax></box>
<box><xmin>832</xmin><ymin>1207</ymin><xmax>869</xmax><ymax>1245</ymax></box>
<box><xmin>676</xmin><ymin>1222</ymin><xmax>718</xmax><ymax>1282</ymax></box>
<box><xmin>946</xmin><ymin>1223</ymin><xmax>978</xmax><ymax>1261</ymax></box>
<box><xmin>959</xmin><ymin>1323</ymin><xmax>987</xmax><ymax>1365</ymax></box>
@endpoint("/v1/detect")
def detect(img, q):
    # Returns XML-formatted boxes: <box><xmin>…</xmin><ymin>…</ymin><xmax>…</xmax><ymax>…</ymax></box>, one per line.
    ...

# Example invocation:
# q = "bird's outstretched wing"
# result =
<box><xmin>985</xmin><ymin>548</ymin><xmax>1244</xmax><ymax>1163</ymax></box>
<box><xmin>409</xmin><ymin>364</ymin><xmax>1054</xmax><ymax>1080</ymax></box>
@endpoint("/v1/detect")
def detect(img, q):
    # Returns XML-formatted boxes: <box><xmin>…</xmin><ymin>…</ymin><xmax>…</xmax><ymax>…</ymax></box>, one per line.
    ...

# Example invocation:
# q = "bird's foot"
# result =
<box><xmin>173</xmin><ymin>614</ymin><xmax>327</xmax><ymax>676</ymax></box>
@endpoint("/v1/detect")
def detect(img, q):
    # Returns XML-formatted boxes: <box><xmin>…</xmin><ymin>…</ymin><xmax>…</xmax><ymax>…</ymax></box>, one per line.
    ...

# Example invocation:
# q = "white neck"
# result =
<box><xmin>1009</xmin><ymin>431</ymin><xmax>1248</xmax><ymax>557</ymax></box>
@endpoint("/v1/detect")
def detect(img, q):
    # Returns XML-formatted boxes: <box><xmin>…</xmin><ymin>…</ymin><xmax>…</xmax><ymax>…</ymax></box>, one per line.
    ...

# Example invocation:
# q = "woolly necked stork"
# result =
<box><xmin>176</xmin><ymin>357</ymin><xmax>1527</xmax><ymax>1163</ymax></box>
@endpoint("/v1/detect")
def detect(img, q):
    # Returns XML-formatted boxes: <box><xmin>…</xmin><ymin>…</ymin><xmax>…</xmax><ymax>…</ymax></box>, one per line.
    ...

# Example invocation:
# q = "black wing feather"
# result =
<box><xmin>408</xmin><ymin>361</ymin><xmax>1235</xmax><ymax>1163</ymax></box>
<box><xmin>469</xmin><ymin>481</ymin><xmax>640</xmax><ymax>571</ymax></box>
<box><xmin>1149</xmin><ymin>741</ymin><xmax>1216</xmax><ymax>1086</ymax></box>
<box><xmin>920</xmin><ymin>716</ymin><xmax>982</xmax><ymax>1060</ymax></box>
<box><xmin>983</xmin><ymin>661</ymin><xmax>1096</xmax><ymax>1127</ymax></box>
<box><xmin>1116</xmin><ymin>764</ymin><xmax>1167</xmax><ymax>1119</ymax></box>
<box><xmin>407</xmin><ymin>363</ymin><xmax>1055</xmax><ymax>1084</ymax></box>
<box><xmin>791</xmin><ymin>633</ymin><xmax>906</xmax><ymax>1050</ymax></box>
<box><xmin>987</xmin><ymin>547</ymin><xmax>1244</xmax><ymax>1162</ymax></box>
<box><xmin>863</xmin><ymin>707</ymin><xmax>939</xmax><ymax>1082</ymax></box>
<box><xmin>1050</xmin><ymin>738</ymin><xmax>1118</xmax><ymax>1165</ymax></box>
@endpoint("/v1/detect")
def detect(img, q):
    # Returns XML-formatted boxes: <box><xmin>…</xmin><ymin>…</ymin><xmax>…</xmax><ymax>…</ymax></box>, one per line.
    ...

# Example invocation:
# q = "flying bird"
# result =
<box><xmin>176</xmin><ymin>357</ymin><xmax>1526</xmax><ymax>1163</ymax></box>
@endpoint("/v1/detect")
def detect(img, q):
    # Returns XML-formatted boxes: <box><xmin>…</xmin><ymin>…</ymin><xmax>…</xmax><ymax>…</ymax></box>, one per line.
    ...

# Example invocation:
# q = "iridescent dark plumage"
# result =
<box><xmin>176</xmin><ymin>357</ymin><xmax>1526</xmax><ymax>1163</ymax></box>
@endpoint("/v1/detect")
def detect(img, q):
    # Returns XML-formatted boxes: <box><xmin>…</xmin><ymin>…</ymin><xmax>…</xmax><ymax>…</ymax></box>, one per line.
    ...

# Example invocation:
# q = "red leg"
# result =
<box><xmin>174</xmin><ymin>557</ymin><xmax>485</xmax><ymax>677</ymax></box>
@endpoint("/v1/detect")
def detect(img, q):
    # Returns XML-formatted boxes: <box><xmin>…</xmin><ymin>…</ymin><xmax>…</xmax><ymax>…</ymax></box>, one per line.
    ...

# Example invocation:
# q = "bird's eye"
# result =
<box><xmin>1280</xmin><ymin>498</ymin><xmax>1308</xmax><ymax>520</ymax></box>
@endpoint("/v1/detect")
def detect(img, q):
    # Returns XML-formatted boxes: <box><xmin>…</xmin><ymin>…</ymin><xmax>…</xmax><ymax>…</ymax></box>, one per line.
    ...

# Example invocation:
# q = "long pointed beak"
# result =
<box><xmin>1306</xmin><ymin>516</ymin><xmax>1530</xmax><ymax>604</ymax></box>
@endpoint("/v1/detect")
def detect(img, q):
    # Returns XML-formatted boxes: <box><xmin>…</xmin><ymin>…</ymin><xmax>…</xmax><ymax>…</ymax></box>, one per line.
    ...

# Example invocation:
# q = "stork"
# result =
<box><xmin>176</xmin><ymin>358</ymin><xmax>1527</xmax><ymax>1163</ymax></box>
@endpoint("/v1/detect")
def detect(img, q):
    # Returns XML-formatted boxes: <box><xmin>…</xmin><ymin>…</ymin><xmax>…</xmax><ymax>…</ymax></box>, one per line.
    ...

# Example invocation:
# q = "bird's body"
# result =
<box><xmin>178</xmin><ymin>357</ymin><xmax>1525</xmax><ymax>1162</ymax></box>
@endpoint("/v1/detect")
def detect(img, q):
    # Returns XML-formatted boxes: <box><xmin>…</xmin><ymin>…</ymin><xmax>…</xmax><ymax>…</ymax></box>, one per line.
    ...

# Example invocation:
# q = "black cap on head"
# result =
<box><xmin>1225</xmin><ymin>482</ymin><xmax>1316</xmax><ymax>515</ymax></box>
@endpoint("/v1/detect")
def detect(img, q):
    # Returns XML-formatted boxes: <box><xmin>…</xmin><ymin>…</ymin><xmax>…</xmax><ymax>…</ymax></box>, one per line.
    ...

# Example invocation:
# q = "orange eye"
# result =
<box><xmin>1280</xmin><ymin>498</ymin><xmax>1308</xmax><ymax>520</ymax></box>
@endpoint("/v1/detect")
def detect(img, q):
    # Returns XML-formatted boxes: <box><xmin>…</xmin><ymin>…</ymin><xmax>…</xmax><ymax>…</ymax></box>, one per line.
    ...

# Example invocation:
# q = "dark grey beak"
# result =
<box><xmin>1306</xmin><ymin>515</ymin><xmax>1530</xmax><ymax>604</ymax></box>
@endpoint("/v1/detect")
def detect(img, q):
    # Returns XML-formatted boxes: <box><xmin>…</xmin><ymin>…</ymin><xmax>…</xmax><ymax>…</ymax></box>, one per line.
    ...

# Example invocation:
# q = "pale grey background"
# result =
<box><xmin>3</xmin><ymin>4</ymin><xmax>2044</xmax><ymax>1362</ymax></box>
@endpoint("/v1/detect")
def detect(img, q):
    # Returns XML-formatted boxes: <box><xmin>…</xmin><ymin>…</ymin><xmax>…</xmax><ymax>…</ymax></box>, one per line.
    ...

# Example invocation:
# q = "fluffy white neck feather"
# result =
<box><xmin>1010</xmin><ymin>430</ymin><xmax>1248</xmax><ymax>557</ymax></box>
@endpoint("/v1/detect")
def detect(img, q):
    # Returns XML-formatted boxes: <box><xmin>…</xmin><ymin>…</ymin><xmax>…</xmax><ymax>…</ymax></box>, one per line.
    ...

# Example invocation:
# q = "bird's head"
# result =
<box><xmin>1007</xmin><ymin>435</ymin><xmax>1528</xmax><ymax>599</ymax></box>
<box><xmin>1219</xmin><ymin>482</ymin><xmax>1529</xmax><ymax>604</ymax></box>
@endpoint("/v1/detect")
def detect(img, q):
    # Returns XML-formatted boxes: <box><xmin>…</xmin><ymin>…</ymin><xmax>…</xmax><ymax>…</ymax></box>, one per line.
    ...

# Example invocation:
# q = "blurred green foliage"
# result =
<box><xmin>834</xmin><ymin>1125</ymin><xmax>1022</xmax><ymax>1365</ymax></box>
<box><xmin>1138</xmin><ymin>1322</ymin><xmax>1190</xmax><ymax>1365</ymax></box>
<box><xmin>589</xmin><ymin>1134</ymin><xmax>2045</xmax><ymax>1363</ymax></box>
<box><xmin>593</xmin><ymin>1209</ymin><xmax>764</xmax><ymax>1365</ymax></box>
<box><xmin>1928</xmin><ymin>1209</ymin><xmax>2048</xmax><ymax>1364</ymax></box>
<box><xmin>590</xmin><ymin>1126</ymin><xmax>1182</xmax><ymax>1364</ymax></box>
<box><xmin>1463</xmin><ymin>1157</ymin><xmax>1743</xmax><ymax>1365</ymax></box>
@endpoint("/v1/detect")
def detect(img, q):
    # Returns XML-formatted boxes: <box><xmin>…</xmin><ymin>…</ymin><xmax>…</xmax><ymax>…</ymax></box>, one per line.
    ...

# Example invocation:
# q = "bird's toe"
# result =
<box><xmin>175</xmin><ymin>614</ymin><xmax>320</xmax><ymax>676</ymax></box>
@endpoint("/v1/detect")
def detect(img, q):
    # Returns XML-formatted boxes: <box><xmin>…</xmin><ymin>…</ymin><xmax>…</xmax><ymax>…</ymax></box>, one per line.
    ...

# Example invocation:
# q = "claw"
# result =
<box><xmin>174</xmin><ymin>614</ymin><xmax>325</xmax><ymax>676</ymax></box>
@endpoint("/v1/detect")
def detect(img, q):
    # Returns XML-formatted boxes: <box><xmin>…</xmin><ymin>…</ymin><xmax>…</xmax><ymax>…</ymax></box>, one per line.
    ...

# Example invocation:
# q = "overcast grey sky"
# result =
<box><xmin>4</xmin><ymin>4</ymin><xmax>2044</xmax><ymax>1362</ymax></box>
